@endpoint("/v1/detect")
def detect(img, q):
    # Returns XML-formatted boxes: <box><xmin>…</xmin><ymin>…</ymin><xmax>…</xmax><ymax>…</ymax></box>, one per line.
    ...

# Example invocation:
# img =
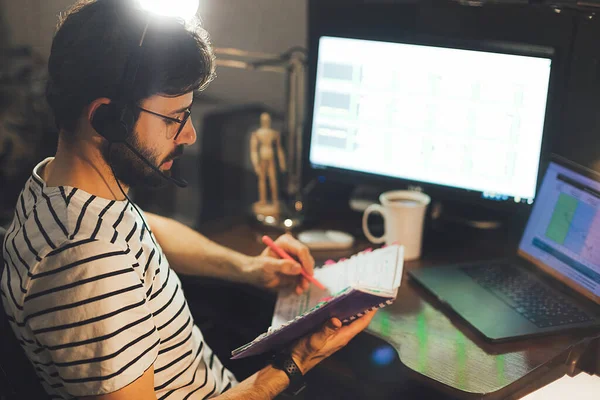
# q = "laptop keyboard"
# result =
<box><xmin>461</xmin><ymin>263</ymin><xmax>592</xmax><ymax>328</ymax></box>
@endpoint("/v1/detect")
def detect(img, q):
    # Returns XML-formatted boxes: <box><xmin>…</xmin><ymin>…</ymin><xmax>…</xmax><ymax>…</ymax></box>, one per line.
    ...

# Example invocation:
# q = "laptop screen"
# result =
<box><xmin>519</xmin><ymin>160</ymin><xmax>600</xmax><ymax>303</ymax></box>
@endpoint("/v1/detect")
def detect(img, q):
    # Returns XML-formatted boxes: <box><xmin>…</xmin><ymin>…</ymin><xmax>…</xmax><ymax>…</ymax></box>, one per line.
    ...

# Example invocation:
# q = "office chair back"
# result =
<box><xmin>0</xmin><ymin>226</ymin><xmax>49</xmax><ymax>399</ymax></box>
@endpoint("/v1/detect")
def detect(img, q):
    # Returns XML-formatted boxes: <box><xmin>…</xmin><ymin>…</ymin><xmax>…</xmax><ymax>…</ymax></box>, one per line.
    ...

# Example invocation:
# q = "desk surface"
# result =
<box><xmin>203</xmin><ymin>218</ymin><xmax>599</xmax><ymax>399</ymax></box>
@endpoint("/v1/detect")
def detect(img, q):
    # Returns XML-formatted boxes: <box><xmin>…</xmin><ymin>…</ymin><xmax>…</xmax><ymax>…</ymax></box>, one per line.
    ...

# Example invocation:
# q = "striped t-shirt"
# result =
<box><xmin>0</xmin><ymin>158</ymin><xmax>237</xmax><ymax>399</ymax></box>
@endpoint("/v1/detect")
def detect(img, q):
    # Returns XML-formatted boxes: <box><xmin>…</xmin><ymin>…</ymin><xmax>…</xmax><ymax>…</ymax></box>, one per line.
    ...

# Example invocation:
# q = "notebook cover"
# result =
<box><xmin>231</xmin><ymin>288</ymin><xmax>393</xmax><ymax>359</ymax></box>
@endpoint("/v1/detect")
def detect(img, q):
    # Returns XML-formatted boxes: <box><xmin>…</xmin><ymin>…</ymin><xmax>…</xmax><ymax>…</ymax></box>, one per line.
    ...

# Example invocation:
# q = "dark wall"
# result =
<box><xmin>560</xmin><ymin>12</ymin><xmax>600</xmax><ymax>169</ymax></box>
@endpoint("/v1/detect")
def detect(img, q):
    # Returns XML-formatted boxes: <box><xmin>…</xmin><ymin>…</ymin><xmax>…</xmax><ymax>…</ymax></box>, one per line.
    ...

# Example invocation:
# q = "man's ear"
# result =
<box><xmin>87</xmin><ymin>98</ymin><xmax>112</xmax><ymax>124</ymax></box>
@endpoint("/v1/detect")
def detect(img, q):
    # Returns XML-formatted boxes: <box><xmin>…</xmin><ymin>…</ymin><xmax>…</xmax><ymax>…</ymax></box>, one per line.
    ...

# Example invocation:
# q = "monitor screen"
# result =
<box><xmin>519</xmin><ymin>161</ymin><xmax>600</xmax><ymax>303</ymax></box>
<box><xmin>308</xmin><ymin>36</ymin><xmax>553</xmax><ymax>204</ymax></box>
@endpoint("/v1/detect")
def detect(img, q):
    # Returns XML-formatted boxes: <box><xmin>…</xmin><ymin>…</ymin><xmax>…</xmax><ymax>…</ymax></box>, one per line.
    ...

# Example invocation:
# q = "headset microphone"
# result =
<box><xmin>122</xmin><ymin>140</ymin><xmax>188</xmax><ymax>188</ymax></box>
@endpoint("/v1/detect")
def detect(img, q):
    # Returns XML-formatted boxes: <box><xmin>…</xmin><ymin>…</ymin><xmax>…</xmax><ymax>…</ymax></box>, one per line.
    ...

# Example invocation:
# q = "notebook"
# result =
<box><xmin>231</xmin><ymin>244</ymin><xmax>404</xmax><ymax>359</ymax></box>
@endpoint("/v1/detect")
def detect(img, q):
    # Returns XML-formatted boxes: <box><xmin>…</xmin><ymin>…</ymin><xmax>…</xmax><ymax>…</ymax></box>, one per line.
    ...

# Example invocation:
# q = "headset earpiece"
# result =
<box><xmin>91</xmin><ymin>102</ymin><xmax>137</xmax><ymax>144</ymax></box>
<box><xmin>91</xmin><ymin>103</ymin><xmax>127</xmax><ymax>143</ymax></box>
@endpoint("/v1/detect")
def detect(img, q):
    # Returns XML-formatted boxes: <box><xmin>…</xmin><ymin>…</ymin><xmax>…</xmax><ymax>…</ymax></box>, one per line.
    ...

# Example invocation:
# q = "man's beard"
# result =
<box><xmin>101</xmin><ymin>132</ymin><xmax>183</xmax><ymax>189</ymax></box>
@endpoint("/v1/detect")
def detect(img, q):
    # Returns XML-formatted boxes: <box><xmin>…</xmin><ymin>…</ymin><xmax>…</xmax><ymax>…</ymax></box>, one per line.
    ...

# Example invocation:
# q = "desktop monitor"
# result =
<box><xmin>305</xmin><ymin>35</ymin><xmax>555</xmax><ymax>210</ymax></box>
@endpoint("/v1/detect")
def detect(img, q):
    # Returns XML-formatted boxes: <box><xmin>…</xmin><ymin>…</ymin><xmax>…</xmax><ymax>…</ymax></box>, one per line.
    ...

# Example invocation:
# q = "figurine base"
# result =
<box><xmin>250</xmin><ymin>202</ymin><xmax>304</xmax><ymax>231</ymax></box>
<box><xmin>252</xmin><ymin>202</ymin><xmax>281</xmax><ymax>216</ymax></box>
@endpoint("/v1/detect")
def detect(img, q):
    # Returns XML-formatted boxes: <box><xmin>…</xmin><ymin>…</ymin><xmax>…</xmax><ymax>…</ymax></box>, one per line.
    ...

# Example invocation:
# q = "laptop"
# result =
<box><xmin>410</xmin><ymin>156</ymin><xmax>600</xmax><ymax>341</ymax></box>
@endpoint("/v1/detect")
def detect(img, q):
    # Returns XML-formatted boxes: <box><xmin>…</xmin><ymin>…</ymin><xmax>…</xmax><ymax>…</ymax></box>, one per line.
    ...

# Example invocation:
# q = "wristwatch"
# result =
<box><xmin>271</xmin><ymin>351</ymin><xmax>306</xmax><ymax>396</ymax></box>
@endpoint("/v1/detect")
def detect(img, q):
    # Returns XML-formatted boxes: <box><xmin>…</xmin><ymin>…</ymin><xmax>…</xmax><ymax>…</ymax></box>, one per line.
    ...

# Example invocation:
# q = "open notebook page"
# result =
<box><xmin>272</xmin><ymin>245</ymin><xmax>403</xmax><ymax>329</ymax></box>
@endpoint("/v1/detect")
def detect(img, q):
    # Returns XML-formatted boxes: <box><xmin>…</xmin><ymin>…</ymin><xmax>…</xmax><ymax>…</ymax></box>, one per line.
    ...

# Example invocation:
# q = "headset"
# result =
<box><xmin>90</xmin><ymin>15</ymin><xmax>188</xmax><ymax>188</ymax></box>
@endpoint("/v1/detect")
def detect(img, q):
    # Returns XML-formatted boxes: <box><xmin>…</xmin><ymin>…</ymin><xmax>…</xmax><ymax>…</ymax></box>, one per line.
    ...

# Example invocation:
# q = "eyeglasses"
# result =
<box><xmin>136</xmin><ymin>105</ymin><xmax>192</xmax><ymax>141</ymax></box>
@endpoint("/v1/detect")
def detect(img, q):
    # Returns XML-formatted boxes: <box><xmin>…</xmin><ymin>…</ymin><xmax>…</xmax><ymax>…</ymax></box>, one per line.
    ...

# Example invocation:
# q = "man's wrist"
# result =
<box><xmin>234</xmin><ymin>254</ymin><xmax>269</xmax><ymax>287</ymax></box>
<box><xmin>272</xmin><ymin>351</ymin><xmax>307</xmax><ymax>396</ymax></box>
<box><xmin>261</xmin><ymin>365</ymin><xmax>293</xmax><ymax>398</ymax></box>
<box><xmin>290</xmin><ymin>353</ymin><xmax>309</xmax><ymax>375</ymax></box>
<box><xmin>227</xmin><ymin>253</ymin><xmax>256</xmax><ymax>283</ymax></box>
<box><xmin>291</xmin><ymin>342</ymin><xmax>317</xmax><ymax>375</ymax></box>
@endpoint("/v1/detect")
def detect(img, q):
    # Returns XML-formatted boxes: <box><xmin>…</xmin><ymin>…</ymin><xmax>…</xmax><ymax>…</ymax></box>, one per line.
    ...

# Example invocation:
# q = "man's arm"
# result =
<box><xmin>80</xmin><ymin>361</ymin><xmax>288</xmax><ymax>400</ymax></box>
<box><xmin>81</xmin><ymin>313</ymin><xmax>376</xmax><ymax>400</ymax></box>
<box><xmin>144</xmin><ymin>213</ymin><xmax>314</xmax><ymax>293</ymax></box>
<box><xmin>144</xmin><ymin>212</ymin><xmax>253</xmax><ymax>283</ymax></box>
<box><xmin>27</xmin><ymin>240</ymin><xmax>161</xmax><ymax>398</ymax></box>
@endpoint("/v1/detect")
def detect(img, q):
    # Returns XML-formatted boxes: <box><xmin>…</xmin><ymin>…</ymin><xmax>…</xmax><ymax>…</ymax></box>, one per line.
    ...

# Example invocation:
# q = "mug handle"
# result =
<box><xmin>362</xmin><ymin>204</ymin><xmax>386</xmax><ymax>244</ymax></box>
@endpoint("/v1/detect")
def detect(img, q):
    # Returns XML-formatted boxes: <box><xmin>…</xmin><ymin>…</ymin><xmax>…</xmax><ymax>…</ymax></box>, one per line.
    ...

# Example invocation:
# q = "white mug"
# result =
<box><xmin>362</xmin><ymin>190</ymin><xmax>431</xmax><ymax>260</ymax></box>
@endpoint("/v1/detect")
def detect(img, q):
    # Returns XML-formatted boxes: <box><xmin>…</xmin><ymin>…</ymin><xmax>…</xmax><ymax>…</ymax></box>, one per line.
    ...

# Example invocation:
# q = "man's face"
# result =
<box><xmin>103</xmin><ymin>93</ymin><xmax>196</xmax><ymax>188</ymax></box>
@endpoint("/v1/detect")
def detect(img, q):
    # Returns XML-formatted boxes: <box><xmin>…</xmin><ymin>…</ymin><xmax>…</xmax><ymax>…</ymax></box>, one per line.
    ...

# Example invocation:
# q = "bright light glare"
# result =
<box><xmin>139</xmin><ymin>0</ymin><xmax>199</xmax><ymax>21</ymax></box>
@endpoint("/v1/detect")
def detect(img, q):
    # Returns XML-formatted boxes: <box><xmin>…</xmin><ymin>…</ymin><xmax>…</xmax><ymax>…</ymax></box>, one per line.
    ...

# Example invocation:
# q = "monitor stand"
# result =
<box><xmin>431</xmin><ymin>200</ymin><xmax>507</xmax><ymax>230</ymax></box>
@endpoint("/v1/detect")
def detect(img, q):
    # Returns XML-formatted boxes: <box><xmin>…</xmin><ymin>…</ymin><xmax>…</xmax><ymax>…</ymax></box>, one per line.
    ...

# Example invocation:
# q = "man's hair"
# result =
<box><xmin>46</xmin><ymin>0</ymin><xmax>215</xmax><ymax>133</ymax></box>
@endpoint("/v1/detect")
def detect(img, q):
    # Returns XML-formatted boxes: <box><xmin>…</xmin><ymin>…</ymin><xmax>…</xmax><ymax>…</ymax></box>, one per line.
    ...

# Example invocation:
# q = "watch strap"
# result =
<box><xmin>272</xmin><ymin>352</ymin><xmax>306</xmax><ymax>396</ymax></box>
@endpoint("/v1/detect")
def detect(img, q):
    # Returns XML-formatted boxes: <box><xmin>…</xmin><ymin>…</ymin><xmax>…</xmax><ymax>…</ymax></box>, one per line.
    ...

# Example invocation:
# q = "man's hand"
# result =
<box><xmin>291</xmin><ymin>311</ymin><xmax>377</xmax><ymax>374</ymax></box>
<box><xmin>242</xmin><ymin>234</ymin><xmax>315</xmax><ymax>295</ymax></box>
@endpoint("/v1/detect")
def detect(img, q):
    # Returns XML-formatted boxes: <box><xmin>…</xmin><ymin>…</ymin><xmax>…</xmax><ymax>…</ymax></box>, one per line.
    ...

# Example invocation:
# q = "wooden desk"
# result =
<box><xmin>202</xmin><ymin>218</ymin><xmax>599</xmax><ymax>399</ymax></box>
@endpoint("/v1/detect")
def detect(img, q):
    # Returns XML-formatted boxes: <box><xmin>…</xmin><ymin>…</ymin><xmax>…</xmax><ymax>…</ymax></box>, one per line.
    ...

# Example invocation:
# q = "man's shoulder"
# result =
<box><xmin>39</xmin><ymin>185</ymin><xmax>119</xmax><ymax>242</ymax></box>
<box><xmin>22</xmin><ymin>237</ymin><xmax>135</xmax><ymax>295</ymax></box>
<box><xmin>42</xmin><ymin>237</ymin><xmax>132</xmax><ymax>264</ymax></box>
<box><xmin>4</xmin><ymin>230</ymin><xmax>135</xmax><ymax>311</ymax></box>
<box><xmin>4</xmin><ymin>180</ymin><xmax>68</xmax><ymax>263</ymax></box>
<box><xmin>6</xmin><ymin>179</ymin><xmax>131</xmax><ymax>263</ymax></box>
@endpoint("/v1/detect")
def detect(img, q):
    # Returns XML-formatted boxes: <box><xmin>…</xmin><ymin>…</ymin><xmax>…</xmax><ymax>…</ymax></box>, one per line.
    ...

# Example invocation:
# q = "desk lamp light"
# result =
<box><xmin>138</xmin><ymin>0</ymin><xmax>200</xmax><ymax>22</ymax></box>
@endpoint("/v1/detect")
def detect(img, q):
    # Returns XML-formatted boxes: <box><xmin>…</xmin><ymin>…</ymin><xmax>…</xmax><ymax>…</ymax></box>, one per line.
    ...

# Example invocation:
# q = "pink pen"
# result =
<box><xmin>261</xmin><ymin>235</ymin><xmax>326</xmax><ymax>290</ymax></box>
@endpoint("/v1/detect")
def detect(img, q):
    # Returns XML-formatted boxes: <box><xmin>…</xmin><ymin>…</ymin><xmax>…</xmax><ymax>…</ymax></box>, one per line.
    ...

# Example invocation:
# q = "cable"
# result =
<box><xmin>107</xmin><ymin>142</ymin><xmax>154</xmax><ymax>238</ymax></box>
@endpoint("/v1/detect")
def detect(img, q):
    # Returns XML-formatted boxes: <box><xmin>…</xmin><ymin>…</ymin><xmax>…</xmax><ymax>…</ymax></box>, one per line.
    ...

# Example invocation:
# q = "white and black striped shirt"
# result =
<box><xmin>1</xmin><ymin>158</ymin><xmax>237</xmax><ymax>399</ymax></box>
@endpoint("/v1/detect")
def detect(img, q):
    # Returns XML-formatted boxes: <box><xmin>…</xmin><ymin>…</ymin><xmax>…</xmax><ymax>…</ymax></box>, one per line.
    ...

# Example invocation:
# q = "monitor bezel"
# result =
<box><xmin>302</xmin><ymin>31</ymin><xmax>559</xmax><ymax>212</ymax></box>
